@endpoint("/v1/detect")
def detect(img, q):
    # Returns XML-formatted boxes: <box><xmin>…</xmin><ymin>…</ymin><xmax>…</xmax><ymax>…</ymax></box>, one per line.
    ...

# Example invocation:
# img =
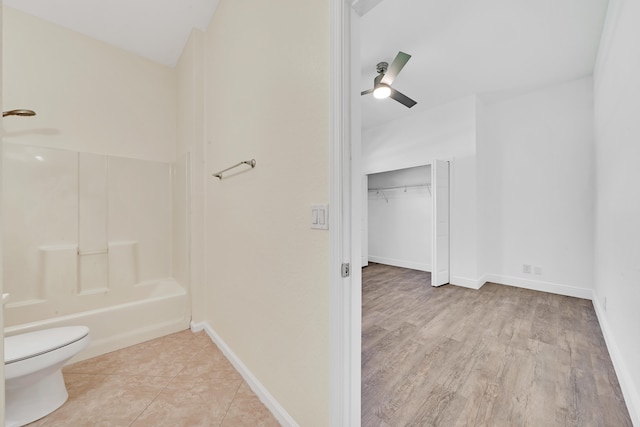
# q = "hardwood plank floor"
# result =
<box><xmin>362</xmin><ymin>263</ymin><xmax>632</xmax><ymax>427</ymax></box>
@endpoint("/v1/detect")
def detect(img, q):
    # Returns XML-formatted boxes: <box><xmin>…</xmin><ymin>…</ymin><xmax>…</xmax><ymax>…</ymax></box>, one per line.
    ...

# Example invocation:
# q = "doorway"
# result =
<box><xmin>366</xmin><ymin>164</ymin><xmax>432</xmax><ymax>271</ymax></box>
<box><xmin>363</xmin><ymin>162</ymin><xmax>450</xmax><ymax>286</ymax></box>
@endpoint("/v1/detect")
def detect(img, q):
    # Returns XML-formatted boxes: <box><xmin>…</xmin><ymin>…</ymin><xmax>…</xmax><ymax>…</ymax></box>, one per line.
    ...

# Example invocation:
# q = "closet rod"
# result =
<box><xmin>368</xmin><ymin>184</ymin><xmax>430</xmax><ymax>191</ymax></box>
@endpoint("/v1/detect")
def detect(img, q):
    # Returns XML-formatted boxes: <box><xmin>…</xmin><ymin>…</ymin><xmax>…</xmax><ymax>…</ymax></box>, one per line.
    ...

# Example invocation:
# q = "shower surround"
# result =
<box><xmin>3</xmin><ymin>143</ymin><xmax>190</xmax><ymax>360</ymax></box>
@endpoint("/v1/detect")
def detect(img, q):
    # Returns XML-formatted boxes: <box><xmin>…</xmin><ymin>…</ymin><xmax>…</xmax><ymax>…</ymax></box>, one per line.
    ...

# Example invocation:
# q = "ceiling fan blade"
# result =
<box><xmin>380</xmin><ymin>51</ymin><xmax>411</xmax><ymax>86</ymax></box>
<box><xmin>389</xmin><ymin>88</ymin><xmax>417</xmax><ymax>108</ymax></box>
<box><xmin>361</xmin><ymin>88</ymin><xmax>374</xmax><ymax>96</ymax></box>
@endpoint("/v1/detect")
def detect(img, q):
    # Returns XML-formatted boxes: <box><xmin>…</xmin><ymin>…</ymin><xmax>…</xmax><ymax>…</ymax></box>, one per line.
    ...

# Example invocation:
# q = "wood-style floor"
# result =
<box><xmin>362</xmin><ymin>263</ymin><xmax>632</xmax><ymax>427</ymax></box>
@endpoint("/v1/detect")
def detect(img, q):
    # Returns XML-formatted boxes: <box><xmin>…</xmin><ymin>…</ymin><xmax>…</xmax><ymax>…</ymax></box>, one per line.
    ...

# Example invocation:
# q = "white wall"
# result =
<box><xmin>198</xmin><ymin>1</ymin><xmax>331</xmax><ymax>425</ymax></box>
<box><xmin>479</xmin><ymin>77</ymin><xmax>595</xmax><ymax>298</ymax></box>
<box><xmin>593</xmin><ymin>0</ymin><xmax>640</xmax><ymax>424</ymax></box>
<box><xmin>368</xmin><ymin>188</ymin><xmax>432</xmax><ymax>271</ymax></box>
<box><xmin>367</xmin><ymin>166</ymin><xmax>432</xmax><ymax>271</ymax></box>
<box><xmin>362</xmin><ymin>96</ymin><xmax>478</xmax><ymax>286</ymax></box>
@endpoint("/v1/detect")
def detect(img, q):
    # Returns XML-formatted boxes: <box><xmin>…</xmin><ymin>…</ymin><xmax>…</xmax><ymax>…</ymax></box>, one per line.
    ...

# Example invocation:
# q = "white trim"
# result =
<box><xmin>450</xmin><ymin>274</ymin><xmax>590</xmax><ymax>296</ymax></box>
<box><xmin>190</xmin><ymin>321</ymin><xmax>298</xmax><ymax>427</ymax></box>
<box><xmin>592</xmin><ymin>295</ymin><xmax>640</xmax><ymax>427</ymax></box>
<box><xmin>330</xmin><ymin>1</ymin><xmax>357</xmax><ymax>426</ymax></box>
<box><xmin>450</xmin><ymin>275</ymin><xmax>484</xmax><ymax>290</ymax></box>
<box><xmin>476</xmin><ymin>274</ymin><xmax>491</xmax><ymax>289</ymax></box>
<box><xmin>368</xmin><ymin>256</ymin><xmax>431</xmax><ymax>273</ymax></box>
<box><xmin>485</xmin><ymin>274</ymin><xmax>592</xmax><ymax>300</ymax></box>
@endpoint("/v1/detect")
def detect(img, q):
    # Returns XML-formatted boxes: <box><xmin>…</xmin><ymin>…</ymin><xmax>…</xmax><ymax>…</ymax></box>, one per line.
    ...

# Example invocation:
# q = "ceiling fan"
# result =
<box><xmin>361</xmin><ymin>51</ymin><xmax>417</xmax><ymax>108</ymax></box>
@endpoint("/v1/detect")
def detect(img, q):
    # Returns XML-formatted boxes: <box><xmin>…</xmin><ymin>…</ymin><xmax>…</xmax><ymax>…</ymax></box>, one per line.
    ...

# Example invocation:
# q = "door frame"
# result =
<box><xmin>330</xmin><ymin>2</ymin><xmax>457</xmax><ymax>425</ymax></box>
<box><xmin>363</xmin><ymin>161</ymin><xmax>451</xmax><ymax>281</ymax></box>
<box><xmin>1</xmin><ymin>4</ymin><xmax>7</xmax><ymax>425</ymax></box>
<box><xmin>329</xmin><ymin>1</ymin><xmax>360</xmax><ymax>426</ymax></box>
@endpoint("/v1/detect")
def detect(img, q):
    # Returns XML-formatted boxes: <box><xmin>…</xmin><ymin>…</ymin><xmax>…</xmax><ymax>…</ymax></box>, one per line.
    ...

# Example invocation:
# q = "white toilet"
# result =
<box><xmin>4</xmin><ymin>326</ymin><xmax>91</xmax><ymax>427</ymax></box>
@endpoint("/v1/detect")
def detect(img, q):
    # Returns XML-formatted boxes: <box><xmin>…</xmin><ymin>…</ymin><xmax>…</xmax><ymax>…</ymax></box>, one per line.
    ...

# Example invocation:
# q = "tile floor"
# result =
<box><xmin>26</xmin><ymin>330</ymin><xmax>280</xmax><ymax>427</ymax></box>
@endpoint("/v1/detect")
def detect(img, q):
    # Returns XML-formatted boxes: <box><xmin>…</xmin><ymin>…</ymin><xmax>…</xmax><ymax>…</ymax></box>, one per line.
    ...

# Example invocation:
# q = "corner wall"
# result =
<box><xmin>200</xmin><ymin>1</ymin><xmax>331</xmax><ymax>425</ymax></box>
<box><xmin>479</xmin><ymin>77</ymin><xmax>595</xmax><ymax>298</ymax></box>
<box><xmin>362</xmin><ymin>78</ymin><xmax>595</xmax><ymax>300</ymax></box>
<box><xmin>593</xmin><ymin>0</ymin><xmax>640</xmax><ymax>423</ymax></box>
<box><xmin>176</xmin><ymin>29</ymin><xmax>205</xmax><ymax>323</ymax></box>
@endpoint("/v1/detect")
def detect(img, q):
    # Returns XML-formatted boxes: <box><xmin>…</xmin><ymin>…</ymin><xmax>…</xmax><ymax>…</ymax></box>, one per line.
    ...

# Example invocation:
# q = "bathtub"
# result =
<box><xmin>4</xmin><ymin>279</ymin><xmax>191</xmax><ymax>362</ymax></box>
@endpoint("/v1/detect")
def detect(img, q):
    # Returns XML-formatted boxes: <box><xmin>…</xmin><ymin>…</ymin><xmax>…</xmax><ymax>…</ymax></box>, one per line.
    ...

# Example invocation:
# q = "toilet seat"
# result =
<box><xmin>5</xmin><ymin>326</ymin><xmax>90</xmax><ymax>364</ymax></box>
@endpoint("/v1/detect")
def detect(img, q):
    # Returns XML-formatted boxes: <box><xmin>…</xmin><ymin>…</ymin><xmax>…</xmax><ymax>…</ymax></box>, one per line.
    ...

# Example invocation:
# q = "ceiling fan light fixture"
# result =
<box><xmin>361</xmin><ymin>52</ymin><xmax>417</xmax><ymax>108</ymax></box>
<box><xmin>373</xmin><ymin>84</ymin><xmax>391</xmax><ymax>99</ymax></box>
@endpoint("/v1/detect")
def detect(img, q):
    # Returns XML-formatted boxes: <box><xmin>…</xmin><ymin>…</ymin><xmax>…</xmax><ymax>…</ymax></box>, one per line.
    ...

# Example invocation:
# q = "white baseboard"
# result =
<box><xmin>450</xmin><ymin>276</ymin><xmax>485</xmax><ymax>290</ymax></box>
<box><xmin>485</xmin><ymin>274</ymin><xmax>592</xmax><ymax>300</ymax></box>
<box><xmin>592</xmin><ymin>295</ymin><xmax>640</xmax><ymax>427</ymax></box>
<box><xmin>190</xmin><ymin>321</ymin><xmax>298</xmax><ymax>427</ymax></box>
<box><xmin>368</xmin><ymin>256</ymin><xmax>431</xmax><ymax>272</ymax></box>
<box><xmin>476</xmin><ymin>274</ymin><xmax>491</xmax><ymax>289</ymax></box>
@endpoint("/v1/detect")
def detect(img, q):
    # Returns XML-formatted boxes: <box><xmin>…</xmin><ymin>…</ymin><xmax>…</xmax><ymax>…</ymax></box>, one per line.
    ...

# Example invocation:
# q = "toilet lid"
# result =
<box><xmin>5</xmin><ymin>326</ymin><xmax>89</xmax><ymax>364</ymax></box>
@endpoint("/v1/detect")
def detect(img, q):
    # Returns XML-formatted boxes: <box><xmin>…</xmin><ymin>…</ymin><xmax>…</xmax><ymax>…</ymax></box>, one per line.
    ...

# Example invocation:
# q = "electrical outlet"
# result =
<box><xmin>534</xmin><ymin>266</ymin><xmax>542</xmax><ymax>275</ymax></box>
<box><xmin>522</xmin><ymin>264</ymin><xmax>531</xmax><ymax>274</ymax></box>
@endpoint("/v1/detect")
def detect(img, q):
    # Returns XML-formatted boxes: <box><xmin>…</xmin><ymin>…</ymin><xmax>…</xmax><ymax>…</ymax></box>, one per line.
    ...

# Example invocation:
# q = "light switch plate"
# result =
<box><xmin>311</xmin><ymin>204</ymin><xmax>329</xmax><ymax>230</ymax></box>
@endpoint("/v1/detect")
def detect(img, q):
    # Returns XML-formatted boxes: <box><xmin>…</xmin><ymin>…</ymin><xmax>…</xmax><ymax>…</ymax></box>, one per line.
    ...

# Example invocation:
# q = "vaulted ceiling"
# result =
<box><xmin>3</xmin><ymin>0</ymin><xmax>219</xmax><ymax>67</ymax></box>
<box><xmin>359</xmin><ymin>0</ymin><xmax>609</xmax><ymax>128</ymax></box>
<box><xmin>4</xmin><ymin>0</ymin><xmax>609</xmax><ymax>129</ymax></box>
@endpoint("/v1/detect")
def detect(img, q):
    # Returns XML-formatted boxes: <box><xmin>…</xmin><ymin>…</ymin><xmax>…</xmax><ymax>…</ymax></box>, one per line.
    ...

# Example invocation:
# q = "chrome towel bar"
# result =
<box><xmin>213</xmin><ymin>159</ymin><xmax>256</xmax><ymax>179</ymax></box>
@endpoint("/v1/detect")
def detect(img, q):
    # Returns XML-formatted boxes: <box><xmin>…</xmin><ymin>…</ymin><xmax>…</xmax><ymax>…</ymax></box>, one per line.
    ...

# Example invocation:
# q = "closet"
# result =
<box><xmin>363</xmin><ymin>160</ymin><xmax>450</xmax><ymax>286</ymax></box>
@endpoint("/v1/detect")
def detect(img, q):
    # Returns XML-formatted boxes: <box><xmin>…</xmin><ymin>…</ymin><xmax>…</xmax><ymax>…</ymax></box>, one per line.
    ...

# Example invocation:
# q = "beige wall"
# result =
<box><xmin>1</xmin><ymin>5</ymin><xmax>6</xmax><ymax>424</ymax></box>
<box><xmin>2</xmin><ymin>6</ymin><xmax>188</xmax><ymax>355</ymax></box>
<box><xmin>202</xmin><ymin>1</ymin><xmax>331</xmax><ymax>425</ymax></box>
<box><xmin>176</xmin><ymin>29</ymin><xmax>206</xmax><ymax>322</ymax></box>
<box><xmin>5</xmin><ymin>2</ymin><xmax>332</xmax><ymax>424</ymax></box>
<box><xmin>3</xmin><ymin>7</ymin><xmax>176</xmax><ymax>162</ymax></box>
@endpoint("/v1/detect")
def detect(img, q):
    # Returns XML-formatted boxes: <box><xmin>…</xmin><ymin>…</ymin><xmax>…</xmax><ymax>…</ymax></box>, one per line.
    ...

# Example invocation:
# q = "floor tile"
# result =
<box><xmin>65</xmin><ymin>331</ymin><xmax>207</xmax><ymax>377</ymax></box>
<box><xmin>131</xmin><ymin>374</ymin><xmax>242</xmax><ymax>427</ymax></box>
<box><xmin>27</xmin><ymin>330</ymin><xmax>279</xmax><ymax>426</ymax></box>
<box><xmin>30</xmin><ymin>374</ymin><xmax>170</xmax><ymax>426</ymax></box>
<box><xmin>220</xmin><ymin>383</ymin><xmax>280</xmax><ymax>427</ymax></box>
